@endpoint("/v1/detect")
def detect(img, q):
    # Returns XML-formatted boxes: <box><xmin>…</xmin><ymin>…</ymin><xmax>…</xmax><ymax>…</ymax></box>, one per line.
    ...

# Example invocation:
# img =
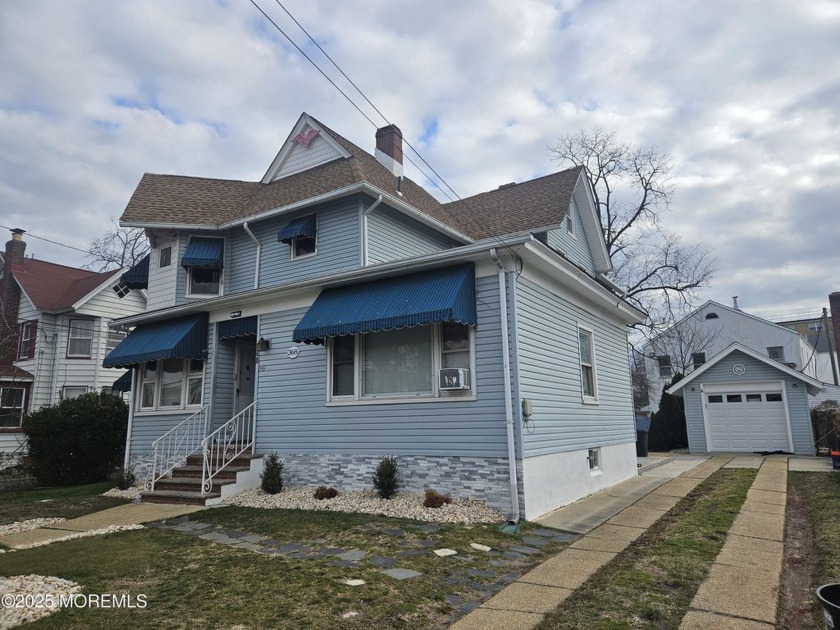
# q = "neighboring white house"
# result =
<box><xmin>0</xmin><ymin>229</ymin><xmax>147</xmax><ymax>453</ymax></box>
<box><xmin>642</xmin><ymin>299</ymin><xmax>819</xmax><ymax>414</ymax></box>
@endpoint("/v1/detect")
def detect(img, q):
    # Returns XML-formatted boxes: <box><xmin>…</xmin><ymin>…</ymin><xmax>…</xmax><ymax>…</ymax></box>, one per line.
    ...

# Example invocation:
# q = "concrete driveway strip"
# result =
<box><xmin>56</xmin><ymin>503</ymin><xmax>205</xmax><ymax>531</ymax></box>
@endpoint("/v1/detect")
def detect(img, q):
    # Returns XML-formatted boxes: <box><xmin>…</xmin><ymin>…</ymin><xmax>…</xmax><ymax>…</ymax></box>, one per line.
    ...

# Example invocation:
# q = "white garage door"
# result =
<box><xmin>705</xmin><ymin>390</ymin><xmax>791</xmax><ymax>452</ymax></box>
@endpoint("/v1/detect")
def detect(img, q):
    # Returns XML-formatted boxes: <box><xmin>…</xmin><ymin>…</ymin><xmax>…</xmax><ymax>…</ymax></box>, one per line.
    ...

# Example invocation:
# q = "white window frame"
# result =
<box><xmin>0</xmin><ymin>386</ymin><xmax>26</xmax><ymax>428</ymax></box>
<box><xmin>67</xmin><ymin>319</ymin><xmax>95</xmax><ymax>359</ymax></box>
<box><xmin>809</xmin><ymin>321</ymin><xmax>823</xmax><ymax>332</ymax></box>
<box><xmin>767</xmin><ymin>346</ymin><xmax>785</xmax><ymax>362</ymax></box>
<box><xmin>325</xmin><ymin>323</ymin><xmax>476</xmax><ymax>405</ymax></box>
<box><xmin>567</xmin><ymin>197</ymin><xmax>577</xmax><ymax>237</ymax></box>
<box><xmin>62</xmin><ymin>385</ymin><xmax>89</xmax><ymax>400</ymax></box>
<box><xmin>17</xmin><ymin>321</ymin><xmax>35</xmax><ymax>359</ymax></box>
<box><xmin>136</xmin><ymin>358</ymin><xmax>205</xmax><ymax>412</ymax></box>
<box><xmin>289</xmin><ymin>215</ymin><xmax>318</xmax><ymax>261</ymax></box>
<box><xmin>185</xmin><ymin>237</ymin><xmax>224</xmax><ymax>299</ymax></box>
<box><xmin>159</xmin><ymin>246</ymin><xmax>172</xmax><ymax>268</ymax></box>
<box><xmin>578</xmin><ymin>326</ymin><xmax>598</xmax><ymax>403</ymax></box>
<box><xmin>691</xmin><ymin>352</ymin><xmax>706</xmax><ymax>370</ymax></box>
<box><xmin>657</xmin><ymin>355</ymin><xmax>673</xmax><ymax>378</ymax></box>
<box><xmin>112</xmin><ymin>283</ymin><xmax>131</xmax><ymax>299</ymax></box>
<box><xmin>106</xmin><ymin>329</ymin><xmax>127</xmax><ymax>355</ymax></box>
<box><xmin>588</xmin><ymin>447</ymin><xmax>601</xmax><ymax>472</ymax></box>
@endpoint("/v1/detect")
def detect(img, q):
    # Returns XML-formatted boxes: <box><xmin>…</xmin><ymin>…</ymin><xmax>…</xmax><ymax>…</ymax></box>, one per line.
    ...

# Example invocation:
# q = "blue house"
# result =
<box><xmin>104</xmin><ymin>113</ymin><xmax>645</xmax><ymax>520</ymax></box>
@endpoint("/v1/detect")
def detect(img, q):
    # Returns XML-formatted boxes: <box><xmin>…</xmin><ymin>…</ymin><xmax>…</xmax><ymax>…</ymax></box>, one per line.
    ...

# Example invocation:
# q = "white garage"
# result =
<box><xmin>668</xmin><ymin>343</ymin><xmax>823</xmax><ymax>456</ymax></box>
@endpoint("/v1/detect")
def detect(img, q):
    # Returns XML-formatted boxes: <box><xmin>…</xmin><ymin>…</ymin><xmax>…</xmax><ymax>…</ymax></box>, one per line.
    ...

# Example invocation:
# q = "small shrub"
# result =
<box><xmin>372</xmin><ymin>455</ymin><xmax>400</xmax><ymax>499</ymax></box>
<box><xmin>23</xmin><ymin>392</ymin><xmax>128</xmax><ymax>486</ymax></box>
<box><xmin>313</xmin><ymin>486</ymin><xmax>339</xmax><ymax>500</ymax></box>
<box><xmin>423</xmin><ymin>489</ymin><xmax>452</xmax><ymax>509</ymax></box>
<box><xmin>113</xmin><ymin>466</ymin><xmax>136</xmax><ymax>490</ymax></box>
<box><xmin>261</xmin><ymin>453</ymin><xmax>284</xmax><ymax>494</ymax></box>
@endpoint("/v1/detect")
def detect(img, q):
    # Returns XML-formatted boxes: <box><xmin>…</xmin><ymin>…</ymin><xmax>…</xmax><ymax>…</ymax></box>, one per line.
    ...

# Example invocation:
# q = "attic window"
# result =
<box><xmin>112</xmin><ymin>283</ymin><xmax>131</xmax><ymax>299</ymax></box>
<box><xmin>705</xmin><ymin>312</ymin><xmax>719</xmax><ymax>320</ymax></box>
<box><xmin>567</xmin><ymin>198</ymin><xmax>577</xmax><ymax>236</ymax></box>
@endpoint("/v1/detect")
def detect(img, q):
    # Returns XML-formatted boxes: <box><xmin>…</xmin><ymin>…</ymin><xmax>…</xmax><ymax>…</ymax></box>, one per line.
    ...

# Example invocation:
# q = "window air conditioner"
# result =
<box><xmin>439</xmin><ymin>368</ymin><xmax>471</xmax><ymax>390</ymax></box>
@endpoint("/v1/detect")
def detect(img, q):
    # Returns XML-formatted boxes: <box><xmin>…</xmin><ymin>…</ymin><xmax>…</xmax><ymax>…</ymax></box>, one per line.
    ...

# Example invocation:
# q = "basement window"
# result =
<box><xmin>587</xmin><ymin>448</ymin><xmax>600</xmax><ymax>471</ymax></box>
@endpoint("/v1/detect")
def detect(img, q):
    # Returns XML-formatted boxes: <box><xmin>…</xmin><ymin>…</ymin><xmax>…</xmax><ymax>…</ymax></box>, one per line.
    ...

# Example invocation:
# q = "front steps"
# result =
<box><xmin>141</xmin><ymin>451</ymin><xmax>263</xmax><ymax>506</ymax></box>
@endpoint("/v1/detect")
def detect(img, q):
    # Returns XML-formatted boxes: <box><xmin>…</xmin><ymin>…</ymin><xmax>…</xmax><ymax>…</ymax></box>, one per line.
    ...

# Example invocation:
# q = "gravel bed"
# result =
<box><xmin>9</xmin><ymin>524</ymin><xmax>145</xmax><ymax>551</ymax></box>
<box><xmin>0</xmin><ymin>518</ymin><xmax>66</xmax><ymax>537</ymax></box>
<box><xmin>223</xmin><ymin>487</ymin><xmax>505</xmax><ymax>524</ymax></box>
<box><xmin>0</xmin><ymin>575</ymin><xmax>82</xmax><ymax>629</ymax></box>
<box><xmin>102</xmin><ymin>485</ymin><xmax>142</xmax><ymax>500</ymax></box>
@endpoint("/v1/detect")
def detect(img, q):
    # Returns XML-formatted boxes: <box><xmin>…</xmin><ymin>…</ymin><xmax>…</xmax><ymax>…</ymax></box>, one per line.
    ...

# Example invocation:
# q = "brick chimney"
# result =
<box><xmin>0</xmin><ymin>229</ymin><xmax>26</xmax><ymax>364</ymax></box>
<box><xmin>375</xmin><ymin>124</ymin><xmax>403</xmax><ymax>178</ymax></box>
<box><xmin>829</xmin><ymin>292</ymin><xmax>840</xmax><ymax>366</ymax></box>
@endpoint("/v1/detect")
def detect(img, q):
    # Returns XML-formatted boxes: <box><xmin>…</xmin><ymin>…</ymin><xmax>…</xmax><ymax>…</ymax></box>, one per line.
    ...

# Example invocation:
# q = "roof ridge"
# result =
<box><xmin>143</xmin><ymin>172</ymin><xmax>260</xmax><ymax>185</ymax></box>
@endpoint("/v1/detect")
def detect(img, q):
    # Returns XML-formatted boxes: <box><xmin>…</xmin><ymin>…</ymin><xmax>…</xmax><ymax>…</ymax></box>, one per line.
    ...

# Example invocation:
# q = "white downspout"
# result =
<box><xmin>490</xmin><ymin>248</ymin><xmax>521</xmax><ymax>521</ymax></box>
<box><xmin>123</xmin><ymin>366</ymin><xmax>136</xmax><ymax>470</ymax></box>
<box><xmin>243</xmin><ymin>222</ymin><xmax>260</xmax><ymax>289</ymax></box>
<box><xmin>362</xmin><ymin>195</ymin><xmax>383</xmax><ymax>266</ymax></box>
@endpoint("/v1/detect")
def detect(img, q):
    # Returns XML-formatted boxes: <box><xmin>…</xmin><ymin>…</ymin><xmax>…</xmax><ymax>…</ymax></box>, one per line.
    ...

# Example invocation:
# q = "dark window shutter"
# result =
<box><xmin>28</xmin><ymin>320</ymin><xmax>37</xmax><ymax>358</ymax></box>
<box><xmin>16</xmin><ymin>322</ymin><xmax>23</xmax><ymax>358</ymax></box>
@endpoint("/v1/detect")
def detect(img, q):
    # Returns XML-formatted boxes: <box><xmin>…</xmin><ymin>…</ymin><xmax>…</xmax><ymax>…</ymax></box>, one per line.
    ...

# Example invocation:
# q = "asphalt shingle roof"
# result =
<box><xmin>119</xmin><ymin>114</ymin><xmax>583</xmax><ymax>241</ymax></box>
<box><xmin>12</xmin><ymin>259</ymin><xmax>120</xmax><ymax>311</ymax></box>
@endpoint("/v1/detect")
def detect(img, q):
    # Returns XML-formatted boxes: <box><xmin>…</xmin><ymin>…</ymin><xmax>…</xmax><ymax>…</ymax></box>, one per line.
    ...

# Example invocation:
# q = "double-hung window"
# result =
<box><xmin>17</xmin><ymin>320</ymin><xmax>37</xmax><ymax>359</ymax></box>
<box><xmin>657</xmin><ymin>355</ymin><xmax>673</xmax><ymax>378</ymax></box>
<box><xmin>567</xmin><ymin>198</ymin><xmax>577</xmax><ymax>236</ymax></box>
<box><xmin>578</xmin><ymin>327</ymin><xmax>597</xmax><ymax>401</ymax></box>
<box><xmin>138</xmin><ymin>359</ymin><xmax>205</xmax><ymax>410</ymax></box>
<box><xmin>328</xmin><ymin>323</ymin><xmax>473</xmax><ymax>402</ymax></box>
<box><xmin>183</xmin><ymin>237</ymin><xmax>224</xmax><ymax>297</ymax></box>
<box><xmin>106</xmin><ymin>330</ymin><xmax>127</xmax><ymax>354</ymax></box>
<box><xmin>0</xmin><ymin>388</ymin><xmax>25</xmax><ymax>428</ymax></box>
<box><xmin>691</xmin><ymin>352</ymin><xmax>706</xmax><ymax>370</ymax></box>
<box><xmin>67</xmin><ymin>320</ymin><xmax>94</xmax><ymax>358</ymax></box>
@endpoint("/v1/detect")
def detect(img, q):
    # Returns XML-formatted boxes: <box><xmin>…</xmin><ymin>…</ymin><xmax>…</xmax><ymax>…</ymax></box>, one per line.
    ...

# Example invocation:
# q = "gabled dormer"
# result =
<box><xmin>261</xmin><ymin>113</ymin><xmax>353</xmax><ymax>183</ymax></box>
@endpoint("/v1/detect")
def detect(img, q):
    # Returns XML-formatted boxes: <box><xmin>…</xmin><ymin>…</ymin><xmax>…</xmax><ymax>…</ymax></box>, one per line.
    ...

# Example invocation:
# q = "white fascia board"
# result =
<box><xmin>71</xmin><ymin>270</ymin><xmax>124</xmax><ymax>311</ymax></box>
<box><xmin>13</xmin><ymin>280</ymin><xmax>38</xmax><ymax>317</ymax></box>
<box><xmin>522</xmin><ymin>238</ymin><xmax>646</xmax><ymax>325</ymax></box>
<box><xmin>108</xmin><ymin>236</ymin><xmax>532</xmax><ymax>329</ymax></box>
<box><xmin>667</xmin><ymin>342</ymin><xmax>824</xmax><ymax>396</ymax></box>
<box><xmin>121</xmin><ymin>221</ymin><xmax>215</xmax><ymax>231</ymax></box>
<box><xmin>574</xmin><ymin>171</ymin><xmax>612</xmax><ymax>274</ymax></box>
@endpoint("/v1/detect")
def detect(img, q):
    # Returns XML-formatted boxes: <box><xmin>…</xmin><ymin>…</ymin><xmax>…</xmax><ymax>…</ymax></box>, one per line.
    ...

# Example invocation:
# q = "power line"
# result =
<box><xmin>0</xmin><ymin>224</ymin><xmax>89</xmax><ymax>255</ymax></box>
<box><xmin>252</xmin><ymin>1</ymin><xmax>523</xmax><ymax>268</ymax></box>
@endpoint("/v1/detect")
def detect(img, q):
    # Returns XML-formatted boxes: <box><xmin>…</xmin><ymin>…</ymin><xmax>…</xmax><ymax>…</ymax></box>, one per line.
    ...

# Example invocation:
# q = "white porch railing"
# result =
<box><xmin>201</xmin><ymin>401</ymin><xmax>257</xmax><ymax>495</ymax></box>
<box><xmin>145</xmin><ymin>405</ymin><xmax>209</xmax><ymax>492</ymax></box>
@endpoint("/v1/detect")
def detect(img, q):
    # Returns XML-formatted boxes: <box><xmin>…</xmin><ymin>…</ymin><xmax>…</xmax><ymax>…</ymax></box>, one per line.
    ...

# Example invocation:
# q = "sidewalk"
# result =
<box><xmin>451</xmin><ymin>455</ymin><xmax>726</xmax><ymax>630</ymax></box>
<box><xmin>0</xmin><ymin>503</ymin><xmax>205</xmax><ymax>549</ymax></box>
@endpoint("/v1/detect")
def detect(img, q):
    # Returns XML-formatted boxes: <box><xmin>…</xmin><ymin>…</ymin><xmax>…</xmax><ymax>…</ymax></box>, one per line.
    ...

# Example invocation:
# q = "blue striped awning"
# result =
<box><xmin>181</xmin><ymin>237</ymin><xmax>224</xmax><ymax>269</ymax></box>
<box><xmin>293</xmin><ymin>264</ymin><xmax>476</xmax><ymax>343</ymax></box>
<box><xmin>277</xmin><ymin>215</ymin><xmax>316</xmax><ymax>243</ymax></box>
<box><xmin>120</xmin><ymin>254</ymin><xmax>149</xmax><ymax>289</ymax></box>
<box><xmin>102</xmin><ymin>314</ymin><xmax>208</xmax><ymax>368</ymax></box>
<box><xmin>218</xmin><ymin>316</ymin><xmax>257</xmax><ymax>341</ymax></box>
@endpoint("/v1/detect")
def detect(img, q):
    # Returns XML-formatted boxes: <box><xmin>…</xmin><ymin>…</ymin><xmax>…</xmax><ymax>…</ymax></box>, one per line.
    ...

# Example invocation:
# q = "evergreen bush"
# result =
<box><xmin>648</xmin><ymin>373</ymin><xmax>688</xmax><ymax>452</ymax></box>
<box><xmin>260</xmin><ymin>453</ymin><xmax>284</xmax><ymax>494</ymax></box>
<box><xmin>114</xmin><ymin>466</ymin><xmax>136</xmax><ymax>490</ymax></box>
<box><xmin>23</xmin><ymin>392</ymin><xmax>128</xmax><ymax>486</ymax></box>
<box><xmin>372</xmin><ymin>455</ymin><xmax>400</xmax><ymax>499</ymax></box>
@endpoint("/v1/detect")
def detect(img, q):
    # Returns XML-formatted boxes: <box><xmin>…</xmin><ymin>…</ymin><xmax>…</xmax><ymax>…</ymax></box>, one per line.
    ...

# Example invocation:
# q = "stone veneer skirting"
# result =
<box><xmin>280</xmin><ymin>454</ymin><xmax>516</xmax><ymax>516</ymax></box>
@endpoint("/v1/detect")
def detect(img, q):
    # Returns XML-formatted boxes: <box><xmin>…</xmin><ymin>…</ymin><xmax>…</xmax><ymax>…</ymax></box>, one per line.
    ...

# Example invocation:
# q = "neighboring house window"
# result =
<box><xmin>0</xmin><ymin>387</ymin><xmax>25</xmax><ymax>428</ymax></box>
<box><xmin>62</xmin><ymin>386</ymin><xmax>88</xmax><ymax>399</ymax></box>
<box><xmin>578</xmin><ymin>328</ymin><xmax>597</xmax><ymax>401</ymax></box>
<box><xmin>767</xmin><ymin>346</ymin><xmax>785</xmax><ymax>362</ymax></box>
<box><xmin>138</xmin><ymin>359</ymin><xmax>204</xmax><ymax>410</ymax></box>
<box><xmin>17</xmin><ymin>320</ymin><xmax>37</xmax><ymax>359</ymax></box>
<box><xmin>112</xmin><ymin>283</ymin><xmax>131</xmax><ymax>299</ymax></box>
<box><xmin>809</xmin><ymin>321</ymin><xmax>823</xmax><ymax>332</ymax></box>
<box><xmin>705</xmin><ymin>312</ymin><xmax>719</xmax><ymax>320</ymax></box>
<box><xmin>657</xmin><ymin>355</ymin><xmax>673</xmax><ymax>378</ymax></box>
<box><xmin>159</xmin><ymin>246</ymin><xmax>172</xmax><ymax>268</ymax></box>
<box><xmin>67</xmin><ymin>320</ymin><xmax>94</xmax><ymax>358</ymax></box>
<box><xmin>327</xmin><ymin>323</ymin><xmax>473</xmax><ymax>401</ymax></box>
<box><xmin>692</xmin><ymin>352</ymin><xmax>706</xmax><ymax>370</ymax></box>
<box><xmin>588</xmin><ymin>448</ymin><xmax>600</xmax><ymax>471</ymax></box>
<box><xmin>567</xmin><ymin>199</ymin><xmax>576</xmax><ymax>236</ymax></box>
<box><xmin>106</xmin><ymin>330</ymin><xmax>127</xmax><ymax>354</ymax></box>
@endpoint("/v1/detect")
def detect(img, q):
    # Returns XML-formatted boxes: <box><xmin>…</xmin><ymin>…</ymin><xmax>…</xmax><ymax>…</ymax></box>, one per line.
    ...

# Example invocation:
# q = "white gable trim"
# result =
<box><xmin>12</xmin><ymin>278</ymin><xmax>38</xmax><ymax>316</ymax></box>
<box><xmin>573</xmin><ymin>171</ymin><xmax>612</xmax><ymax>274</ymax></box>
<box><xmin>72</xmin><ymin>270</ymin><xmax>125</xmax><ymax>311</ymax></box>
<box><xmin>261</xmin><ymin>113</ymin><xmax>351</xmax><ymax>184</ymax></box>
<box><xmin>667</xmin><ymin>342</ymin><xmax>824</xmax><ymax>396</ymax></box>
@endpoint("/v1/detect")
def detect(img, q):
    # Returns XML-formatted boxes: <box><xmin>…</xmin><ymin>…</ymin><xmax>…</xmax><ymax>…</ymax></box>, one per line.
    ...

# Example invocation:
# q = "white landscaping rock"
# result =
<box><xmin>0</xmin><ymin>518</ymin><xmax>66</xmax><ymax>537</ymax></box>
<box><xmin>470</xmin><ymin>543</ymin><xmax>492</xmax><ymax>552</ymax></box>
<box><xmin>223</xmin><ymin>487</ymin><xmax>504</xmax><ymax>524</ymax></box>
<box><xmin>342</xmin><ymin>579</ymin><xmax>366</xmax><ymax>586</ymax></box>
<box><xmin>102</xmin><ymin>485</ymin><xmax>142</xmax><ymax>500</ymax></box>
<box><xmin>0</xmin><ymin>575</ymin><xmax>82</xmax><ymax>629</ymax></box>
<box><xmin>433</xmin><ymin>548</ymin><xmax>457</xmax><ymax>557</ymax></box>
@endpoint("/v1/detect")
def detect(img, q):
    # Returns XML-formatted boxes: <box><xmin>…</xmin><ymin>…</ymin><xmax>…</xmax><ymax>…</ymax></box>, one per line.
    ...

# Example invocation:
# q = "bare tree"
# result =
<box><xmin>549</xmin><ymin>127</ymin><xmax>715</xmax><ymax>337</ymax></box>
<box><xmin>85</xmin><ymin>219</ymin><xmax>149</xmax><ymax>272</ymax></box>
<box><xmin>646</xmin><ymin>313</ymin><xmax>723</xmax><ymax>375</ymax></box>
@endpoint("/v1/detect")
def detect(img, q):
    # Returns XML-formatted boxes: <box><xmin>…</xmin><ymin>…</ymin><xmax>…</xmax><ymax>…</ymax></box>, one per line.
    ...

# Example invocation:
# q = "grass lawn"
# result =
<box><xmin>0</xmin><ymin>507</ymin><xmax>565</xmax><ymax>629</ymax></box>
<box><xmin>0</xmin><ymin>483</ymin><xmax>131</xmax><ymax>527</ymax></box>
<box><xmin>787</xmin><ymin>471</ymin><xmax>840</xmax><ymax>628</ymax></box>
<box><xmin>537</xmin><ymin>468</ymin><xmax>756</xmax><ymax>630</ymax></box>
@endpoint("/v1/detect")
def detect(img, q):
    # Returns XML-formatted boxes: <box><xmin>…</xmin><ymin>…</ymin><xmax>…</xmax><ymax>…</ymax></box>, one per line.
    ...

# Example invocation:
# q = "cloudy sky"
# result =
<box><xmin>1</xmin><ymin>0</ymin><xmax>838</xmax><ymax>321</ymax></box>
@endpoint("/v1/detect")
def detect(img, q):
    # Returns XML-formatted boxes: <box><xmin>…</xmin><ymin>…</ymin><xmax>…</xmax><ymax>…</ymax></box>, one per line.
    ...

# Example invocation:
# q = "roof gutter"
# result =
<box><xmin>490</xmin><ymin>247</ymin><xmax>521</xmax><ymax>523</ymax></box>
<box><xmin>243</xmin><ymin>222</ymin><xmax>260</xmax><ymax>289</ymax></box>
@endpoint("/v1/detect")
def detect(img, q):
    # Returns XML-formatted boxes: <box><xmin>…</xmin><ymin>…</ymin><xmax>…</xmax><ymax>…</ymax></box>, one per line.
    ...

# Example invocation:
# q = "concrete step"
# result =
<box><xmin>171</xmin><ymin>465</ymin><xmax>248</xmax><ymax>480</ymax></box>
<box><xmin>154</xmin><ymin>477</ymin><xmax>234</xmax><ymax>494</ymax></box>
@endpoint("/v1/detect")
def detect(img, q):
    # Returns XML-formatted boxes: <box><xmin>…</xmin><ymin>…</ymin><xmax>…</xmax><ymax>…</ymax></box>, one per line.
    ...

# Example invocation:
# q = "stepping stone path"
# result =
<box><xmin>147</xmin><ymin>516</ymin><xmax>576</xmax><ymax>621</ymax></box>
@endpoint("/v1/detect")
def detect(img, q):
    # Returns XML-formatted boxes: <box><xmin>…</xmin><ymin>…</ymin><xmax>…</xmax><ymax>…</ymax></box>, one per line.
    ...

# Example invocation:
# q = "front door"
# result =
<box><xmin>234</xmin><ymin>341</ymin><xmax>256</xmax><ymax>414</ymax></box>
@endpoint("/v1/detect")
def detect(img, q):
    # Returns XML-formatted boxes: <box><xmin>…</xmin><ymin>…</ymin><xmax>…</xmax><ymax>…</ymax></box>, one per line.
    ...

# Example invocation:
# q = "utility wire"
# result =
<box><xmin>253</xmin><ymin>0</ymin><xmax>523</xmax><ymax>267</ymax></box>
<box><xmin>0</xmin><ymin>224</ymin><xmax>89</xmax><ymax>255</ymax></box>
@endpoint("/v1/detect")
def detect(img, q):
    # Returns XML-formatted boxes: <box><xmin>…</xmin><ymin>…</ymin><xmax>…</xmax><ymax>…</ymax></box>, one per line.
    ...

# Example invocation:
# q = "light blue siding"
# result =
<box><xmin>681</xmin><ymin>350</ymin><xmax>816</xmax><ymax>455</ymax></box>
<box><xmin>366</xmin><ymin>200</ymin><xmax>457</xmax><ymax>264</ymax></box>
<box><xmin>254</xmin><ymin>274</ymin><xmax>509</xmax><ymax>457</ymax></box>
<box><xmin>129</xmin><ymin>411</ymin><xmax>195</xmax><ymax>455</ymax></box>
<box><xmin>210</xmin><ymin>335</ymin><xmax>236</xmax><ymax>428</ymax></box>
<box><xmin>515</xmin><ymin>276</ymin><xmax>636</xmax><ymax>457</ymax></box>
<box><xmin>546</xmin><ymin>199</ymin><xmax>595</xmax><ymax>274</ymax></box>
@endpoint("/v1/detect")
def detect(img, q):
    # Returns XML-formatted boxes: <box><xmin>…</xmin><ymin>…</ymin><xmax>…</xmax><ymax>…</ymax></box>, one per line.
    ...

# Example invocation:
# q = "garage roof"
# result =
<box><xmin>667</xmin><ymin>342</ymin><xmax>824</xmax><ymax>396</ymax></box>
